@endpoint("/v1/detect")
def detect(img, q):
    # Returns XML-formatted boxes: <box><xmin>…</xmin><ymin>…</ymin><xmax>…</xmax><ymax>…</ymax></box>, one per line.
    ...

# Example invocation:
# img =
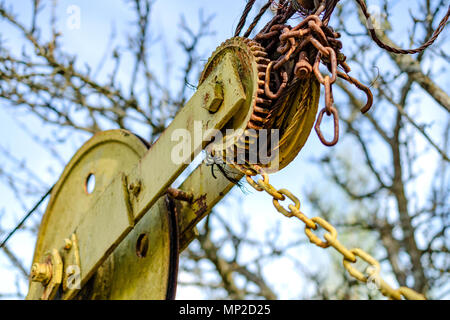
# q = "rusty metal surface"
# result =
<box><xmin>30</xmin><ymin>249</ymin><xmax>63</xmax><ymax>300</ymax></box>
<box><xmin>167</xmin><ymin>188</ymin><xmax>194</xmax><ymax>204</ymax></box>
<box><xmin>203</xmin><ymin>37</ymin><xmax>320</xmax><ymax>173</ymax></box>
<box><xmin>231</xmin><ymin>1</ymin><xmax>370</xmax><ymax>152</ymax></box>
<box><xmin>224</xmin><ymin>0</ymin><xmax>441</xmax><ymax>301</ymax></box>
<box><xmin>176</xmin><ymin>163</ymin><xmax>243</xmax><ymax>252</ymax></box>
<box><xmin>252</xmin><ymin>9</ymin><xmax>373</xmax><ymax>147</ymax></box>
<box><xmin>164</xmin><ymin>196</ymin><xmax>180</xmax><ymax>300</ymax></box>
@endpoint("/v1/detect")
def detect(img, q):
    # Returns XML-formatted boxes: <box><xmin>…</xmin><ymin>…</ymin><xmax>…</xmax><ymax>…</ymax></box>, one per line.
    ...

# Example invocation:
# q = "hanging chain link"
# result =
<box><xmin>237</xmin><ymin>164</ymin><xmax>426</xmax><ymax>300</ymax></box>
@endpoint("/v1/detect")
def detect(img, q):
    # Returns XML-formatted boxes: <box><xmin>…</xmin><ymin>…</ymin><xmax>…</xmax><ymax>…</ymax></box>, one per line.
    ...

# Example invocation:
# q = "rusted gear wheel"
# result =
<box><xmin>200</xmin><ymin>37</ymin><xmax>272</xmax><ymax>168</ymax></box>
<box><xmin>200</xmin><ymin>37</ymin><xmax>272</xmax><ymax>131</ymax></box>
<box><xmin>200</xmin><ymin>37</ymin><xmax>320</xmax><ymax>173</ymax></box>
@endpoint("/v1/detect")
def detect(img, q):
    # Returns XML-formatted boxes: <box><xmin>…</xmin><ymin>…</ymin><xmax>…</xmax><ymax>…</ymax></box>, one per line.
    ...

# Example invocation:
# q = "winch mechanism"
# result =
<box><xmin>26</xmin><ymin>0</ymin><xmax>448</xmax><ymax>300</ymax></box>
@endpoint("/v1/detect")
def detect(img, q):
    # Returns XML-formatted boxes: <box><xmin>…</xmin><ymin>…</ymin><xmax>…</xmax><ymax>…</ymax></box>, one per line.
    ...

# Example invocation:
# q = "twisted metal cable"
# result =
<box><xmin>322</xmin><ymin>0</ymin><xmax>339</xmax><ymax>23</ymax></box>
<box><xmin>356</xmin><ymin>0</ymin><xmax>450</xmax><ymax>54</ymax></box>
<box><xmin>0</xmin><ymin>186</ymin><xmax>53</xmax><ymax>249</ymax></box>
<box><xmin>244</xmin><ymin>0</ymin><xmax>274</xmax><ymax>38</ymax></box>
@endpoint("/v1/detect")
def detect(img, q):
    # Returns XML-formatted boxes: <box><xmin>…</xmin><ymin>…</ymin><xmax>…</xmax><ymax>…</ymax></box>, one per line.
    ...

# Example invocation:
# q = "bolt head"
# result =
<box><xmin>202</xmin><ymin>81</ymin><xmax>223</xmax><ymax>113</ymax></box>
<box><xmin>64</xmin><ymin>238</ymin><xmax>73</xmax><ymax>250</ymax></box>
<box><xmin>31</xmin><ymin>262</ymin><xmax>52</xmax><ymax>284</ymax></box>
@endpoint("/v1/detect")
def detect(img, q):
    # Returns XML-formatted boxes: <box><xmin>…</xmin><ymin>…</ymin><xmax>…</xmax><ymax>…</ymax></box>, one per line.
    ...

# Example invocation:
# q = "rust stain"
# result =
<box><xmin>192</xmin><ymin>194</ymin><xmax>207</xmax><ymax>217</ymax></box>
<box><xmin>167</xmin><ymin>187</ymin><xmax>193</xmax><ymax>203</ymax></box>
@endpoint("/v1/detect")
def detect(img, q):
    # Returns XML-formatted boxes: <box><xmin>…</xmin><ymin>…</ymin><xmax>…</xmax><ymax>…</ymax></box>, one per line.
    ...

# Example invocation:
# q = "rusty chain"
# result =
<box><xmin>252</xmin><ymin>3</ymin><xmax>373</xmax><ymax>147</ymax></box>
<box><xmin>235</xmin><ymin>164</ymin><xmax>427</xmax><ymax>300</ymax></box>
<box><xmin>235</xmin><ymin>0</ymin><xmax>448</xmax><ymax>147</ymax></box>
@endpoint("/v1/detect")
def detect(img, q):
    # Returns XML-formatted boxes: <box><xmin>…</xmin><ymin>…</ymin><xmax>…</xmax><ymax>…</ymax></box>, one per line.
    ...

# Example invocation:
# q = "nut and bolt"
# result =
<box><xmin>30</xmin><ymin>262</ymin><xmax>52</xmax><ymax>284</ymax></box>
<box><xmin>203</xmin><ymin>81</ymin><xmax>223</xmax><ymax>113</ymax></box>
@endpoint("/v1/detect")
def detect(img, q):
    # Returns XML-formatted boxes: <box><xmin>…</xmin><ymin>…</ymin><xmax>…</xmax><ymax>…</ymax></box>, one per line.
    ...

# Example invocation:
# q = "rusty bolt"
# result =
<box><xmin>31</xmin><ymin>262</ymin><xmax>52</xmax><ymax>284</ymax></box>
<box><xmin>64</xmin><ymin>238</ymin><xmax>72</xmax><ymax>250</ymax></box>
<box><xmin>295</xmin><ymin>51</ymin><xmax>313</xmax><ymax>79</ymax></box>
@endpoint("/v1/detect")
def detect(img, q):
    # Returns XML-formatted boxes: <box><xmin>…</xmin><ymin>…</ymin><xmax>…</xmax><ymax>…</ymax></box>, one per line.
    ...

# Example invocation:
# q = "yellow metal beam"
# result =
<box><xmin>176</xmin><ymin>162</ymin><xmax>243</xmax><ymax>251</ymax></box>
<box><xmin>66</xmin><ymin>52</ymin><xmax>247</xmax><ymax>295</ymax></box>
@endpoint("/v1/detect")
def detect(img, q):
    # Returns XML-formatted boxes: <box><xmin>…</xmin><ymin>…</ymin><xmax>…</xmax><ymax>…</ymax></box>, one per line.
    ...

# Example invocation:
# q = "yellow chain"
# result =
<box><xmin>241</xmin><ymin>165</ymin><xmax>426</xmax><ymax>300</ymax></box>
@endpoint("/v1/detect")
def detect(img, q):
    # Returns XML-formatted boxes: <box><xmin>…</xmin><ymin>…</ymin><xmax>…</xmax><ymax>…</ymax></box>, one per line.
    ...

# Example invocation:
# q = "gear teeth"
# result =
<box><xmin>239</xmin><ymin>40</ymin><xmax>273</xmax><ymax>133</ymax></box>
<box><xmin>251</xmin><ymin>114</ymin><xmax>268</xmax><ymax>123</ymax></box>
<box><xmin>256</xmin><ymin>97</ymin><xmax>271</xmax><ymax>106</ymax></box>
<box><xmin>257</xmin><ymin>65</ymin><xmax>267</xmax><ymax>72</ymax></box>
<box><xmin>247</xmin><ymin>122</ymin><xmax>262</xmax><ymax>130</ymax></box>
<box><xmin>253</xmin><ymin>107</ymin><xmax>270</xmax><ymax>116</ymax></box>
<box><xmin>251</xmin><ymin>50</ymin><xmax>268</xmax><ymax>57</ymax></box>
